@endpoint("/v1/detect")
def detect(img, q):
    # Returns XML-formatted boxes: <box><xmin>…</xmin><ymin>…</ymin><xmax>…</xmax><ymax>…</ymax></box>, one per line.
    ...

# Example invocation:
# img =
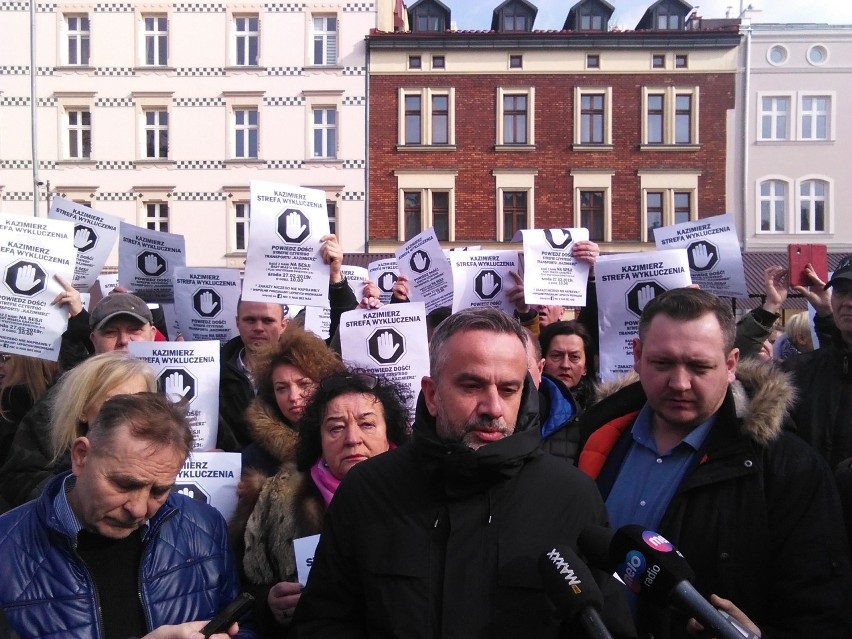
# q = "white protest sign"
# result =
<box><xmin>596</xmin><ymin>250</ymin><xmax>691</xmax><ymax>381</ymax></box>
<box><xmin>242</xmin><ymin>181</ymin><xmax>330</xmax><ymax>307</ymax></box>
<box><xmin>47</xmin><ymin>197</ymin><xmax>120</xmax><ymax>292</ymax></box>
<box><xmin>521</xmin><ymin>228</ymin><xmax>590</xmax><ymax>307</ymax></box>
<box><xmin>654</xmin><ymin>214</ymin><xmax>747</xmax><ymax>298</ymax></box>
<box><xmin>340</xmin><ymin>303</ymin><xmax>428</xmax><ymax>414</ymax></box>
<box><xmin>340</xmin><ymin>265</ymin><xmax>369</xmax><ymax>300</ymax></box>
<box><xmin>174</xmin><ymin>452</ymin><xmax>241</xmax><ymax>521</ymax></box>
<box><xmin>118</xmin><ymin>222</ymin><xmax>186</xmax><ymax>303</ymax></box>
<box><xmin>173</xmin><ymin>267</ymin><xmax>241</xmax><ymax>345</ymax></box>
<box><xmin>395</xmin><ymin>228</ymin><xmax>453</xmax><ymax>314</ymax></box>
<box><xmin>89</xmin><ymin>273</ymin><xmax>119</xmax><ymax>307</ymax></box>
<box><xmin>368</xmin><ymin>258</ymin><xmax>400</xmax><ymax>305</ymax></box>
<box><xmin>0</xmin><ymin>215</ymin><xmax>75</xmax><ymax>361</ymax></box>
<box><xmin>294</xmin><ymin>534</ymin><xmax>321</xmax><ymax>585</ymax></box>
<box><xmin>303</xmin><ymin>305</ymin><xmax>331</xmax><ymax>341</ymax></box>
<box><xmin>158</xmin><ymin>303</ymin><xmax>180</xmax><ymax>340</ymax></box>
<box><xmin>443</xmin><ymin>245</ymin><xmax>481</xmax><ymax>257</ymax></box>
<box><xmin>449</xmin><ymin>250</ymin><xmax>519</xmax><ymax>315</ymax></box>
<box><xmin>129</xmin><ymin>341</ymin><xmax>220</xmax><ymax>450</ymax></box>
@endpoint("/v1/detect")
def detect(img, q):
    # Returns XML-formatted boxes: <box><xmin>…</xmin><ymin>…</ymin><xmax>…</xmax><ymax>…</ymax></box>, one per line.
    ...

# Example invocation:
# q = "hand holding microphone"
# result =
<box><xmin>578</xmin><ymin>525</ymin><xmax>759</xmax><ymax>639</ymax></box>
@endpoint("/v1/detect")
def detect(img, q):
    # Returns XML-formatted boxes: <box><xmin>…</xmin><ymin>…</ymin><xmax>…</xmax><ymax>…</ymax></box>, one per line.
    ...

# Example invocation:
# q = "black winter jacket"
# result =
<box><xmin>293</xmin><ymin>382</ymin><xmax>635</xmax><ymax>639</ymax></box>
<box><xmin>577</xmin><ymin>361</ymin><xmax>851</xmax><ymax>639</ymax></box>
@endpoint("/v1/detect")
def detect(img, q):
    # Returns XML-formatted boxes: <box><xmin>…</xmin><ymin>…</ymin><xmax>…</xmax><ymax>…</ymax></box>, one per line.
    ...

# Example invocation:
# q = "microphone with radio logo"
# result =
<box><xmin>578</xmin><ymin>524</ymin><xmax>758</xmax><ymax>639</ymax></box>
<box><xmin>538</xmin><ymin>545</ymin><xmax>614</xmax><ymax>639</ymax></box>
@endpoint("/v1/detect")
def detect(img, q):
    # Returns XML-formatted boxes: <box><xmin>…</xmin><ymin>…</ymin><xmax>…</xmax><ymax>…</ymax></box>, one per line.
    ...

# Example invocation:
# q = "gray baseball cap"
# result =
<box><xmin>90</xmin><ymin>293</ymin><xmax>153</xmax><ymax>331</ymax></box>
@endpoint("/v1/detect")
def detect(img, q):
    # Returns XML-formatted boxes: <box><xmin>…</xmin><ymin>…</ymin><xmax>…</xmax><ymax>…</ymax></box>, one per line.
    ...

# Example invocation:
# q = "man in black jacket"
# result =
<box><xmin>576</xmin><ymin>288</ymin><xmax>850</xmax><ymax>639</ymax></box>
<box><xmin>293</xmin><ymin>308</ymin><xmax>633</xmax><ymax>638</ymax></box>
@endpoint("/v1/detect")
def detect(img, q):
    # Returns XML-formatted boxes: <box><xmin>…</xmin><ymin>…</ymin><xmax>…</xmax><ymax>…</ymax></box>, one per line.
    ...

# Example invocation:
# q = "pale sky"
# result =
<box><xmin>448</xmin><ymin>0</ymin><xmax>852</xmax><ymax>31</ymax></box>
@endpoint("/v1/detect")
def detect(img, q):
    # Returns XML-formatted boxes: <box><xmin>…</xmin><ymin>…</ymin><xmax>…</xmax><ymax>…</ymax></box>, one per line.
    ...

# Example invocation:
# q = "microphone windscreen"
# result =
<box><xmin>538</xmin><ymin>544</ymin><xmax>604</xmax><ymax>620</ymax></box>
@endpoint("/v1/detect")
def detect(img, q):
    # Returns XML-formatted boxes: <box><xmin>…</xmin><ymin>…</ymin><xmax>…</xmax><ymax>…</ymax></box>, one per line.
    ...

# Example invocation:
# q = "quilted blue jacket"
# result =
<box><xmin>0</xmin><ymin>472</ymin><xmax>255</xmax><ymax>639</ymax></box>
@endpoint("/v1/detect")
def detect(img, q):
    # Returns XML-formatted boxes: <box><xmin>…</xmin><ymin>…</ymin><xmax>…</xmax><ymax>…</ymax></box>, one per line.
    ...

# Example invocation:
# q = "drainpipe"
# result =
<box><xmin>30</xmin><ymin>0</ymin><xmax>40</xmax><ymax>216</ymax></box>
<box><xmin>364</xmin><ymin>36</ymin><xmax>371</xmax><ymax>254</ymax></box>
<box><xmin>740</xmin><ymin>18</ymin><xmax>752</xmax><ymax>254</ymax></box>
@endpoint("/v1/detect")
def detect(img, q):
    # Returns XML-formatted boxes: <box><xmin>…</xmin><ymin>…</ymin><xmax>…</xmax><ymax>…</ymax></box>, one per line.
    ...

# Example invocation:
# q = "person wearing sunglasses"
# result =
<box><xmin>235</xmin><ymin>367</ymin><xmax>408</xmax><ymax>636</ymax></box>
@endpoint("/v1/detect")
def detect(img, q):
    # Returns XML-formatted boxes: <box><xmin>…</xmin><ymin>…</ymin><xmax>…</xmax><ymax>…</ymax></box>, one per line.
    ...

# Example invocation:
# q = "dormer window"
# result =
<box><xmin>409</xmin><ymin>0</ymin><xmax>450</xmax><ymax>33</ymax></box>
<box><xmin>492</xmin><ymin>0</ymin><xmax>537</xmax><ymax>33</ymax></box>
<box><xmin>564</xmin><ymin>0</ymin><xmax>613</xmax><ymax>33</ymax></box>
<box><xmin>636</xmin><ymin>0</ymin><xmax>690</xmax><ymax>32</ymax></box>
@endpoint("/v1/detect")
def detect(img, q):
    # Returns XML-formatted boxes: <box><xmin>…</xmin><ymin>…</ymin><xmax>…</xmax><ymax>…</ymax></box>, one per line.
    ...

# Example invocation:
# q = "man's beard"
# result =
<box><xmin>435</xmin><ymin>404</ymin><xmax>514</xmax><ymax>450</ymax></box>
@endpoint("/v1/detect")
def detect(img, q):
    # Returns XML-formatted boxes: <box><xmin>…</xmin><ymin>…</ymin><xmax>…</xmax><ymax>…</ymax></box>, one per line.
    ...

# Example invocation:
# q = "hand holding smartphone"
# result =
<box><xmin>200</xmin><ymin>593</ymin><xmax>254</xmax><ymax>639</ymax></box>
<box><xmin>788</xmin><ymin>243</ymin><xmax>828</xmax><ymax>287</ymax></box>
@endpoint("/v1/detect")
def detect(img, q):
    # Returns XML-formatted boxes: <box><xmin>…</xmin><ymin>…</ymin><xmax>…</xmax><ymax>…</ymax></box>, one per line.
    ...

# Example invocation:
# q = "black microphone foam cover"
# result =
<box><xmin>578</xmin><ymin>525</ymin><xmax>617</xmax><ymax>572</ymax></box>
<box><xmin>538</xmin><ymin>544</ymin><xmax>604</xmax><ymax>619</ymax></box>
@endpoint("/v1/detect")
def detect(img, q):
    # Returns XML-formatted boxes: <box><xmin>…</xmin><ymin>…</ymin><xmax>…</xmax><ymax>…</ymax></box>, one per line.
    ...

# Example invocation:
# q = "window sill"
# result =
<box><xmin>304</xmin><ymin>158</ymin><xmax>342</xmax><ymax>165</ymax></box>
<box><xmin>639</xmin><ymin>144</ymin><xmax>701</xmax><ymax>151</ymax></box>
<box><xmin>756</xmin><ymin>138</ymin><xmax>833</xmax><ymax>145</ymax></box>
<box><xmin>224</xmin><ymin>65</ymin><xmax>265</xmax><ymax>72</ymax></box>
<box><xmin>133</xmin><ymin>66</ymin><xmax>176</xmax><ymax>73</ymax></box>
<box><xmin>136</xmin><ymin>159</ymin><xmax>176</xmax><ymax>166</ymax></box>
<box><xmin>224</xmin><ymin>158</ymin><xmax>264</xmax><ymax>165</ymax></box>
<box><xmin>494</xmin><ymin>144</ymin><xmax>536</xmax><ymax>152</ymax></box>
<box><xmin>572</xmin><ymin>143</ymin><xmax>614</xmax><ymax>151</ymax></box>
<box><xmin>395</xmin><ymin>144</ymin><xmax>457</xmax><ymax>152</ymax></box>
<box><xmin>54</xmin><ymin>65</ymin><xmax>96</xmax><ymax>72</ymax></box>
<box><xmin>304</xmin><ymin>64</ymin><xmax>343</xmax><ymax>71</ymax></box>
<box><xmin>56</xmin><ymin>159</ymin><xmax>96</xmax><ymax>166</ymax></box>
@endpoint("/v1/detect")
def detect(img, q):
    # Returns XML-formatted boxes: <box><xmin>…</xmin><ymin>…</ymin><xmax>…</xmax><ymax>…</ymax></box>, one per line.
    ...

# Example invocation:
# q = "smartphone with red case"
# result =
<box><xmin>787</xmin><ymin>243</ymin><xmax>828</xmax><ymax>287</ymax></box>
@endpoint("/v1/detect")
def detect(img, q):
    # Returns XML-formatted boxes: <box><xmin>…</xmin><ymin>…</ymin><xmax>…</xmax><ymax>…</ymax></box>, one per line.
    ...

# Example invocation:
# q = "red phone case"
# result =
<box><xmin>788</xmin><ymin>244</ymin><xmax>828</xmax><ymax>287</ymax></box>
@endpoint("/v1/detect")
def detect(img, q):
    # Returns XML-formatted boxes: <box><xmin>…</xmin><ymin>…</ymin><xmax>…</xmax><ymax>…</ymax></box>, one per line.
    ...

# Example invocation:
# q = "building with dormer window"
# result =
<box><xmin>408</xmin><ymin>0</ymin><xmax>451</xmax><ymax>33</ymax></box>
<box><xmin>564</xmin><ymin>0</ymin><xmax>613</xmax><ymax>33</ymax></box>
<box><xmin>491</xmin><ymin>0</ymin><xmax>538</xmax><ymax>33</ymax></box>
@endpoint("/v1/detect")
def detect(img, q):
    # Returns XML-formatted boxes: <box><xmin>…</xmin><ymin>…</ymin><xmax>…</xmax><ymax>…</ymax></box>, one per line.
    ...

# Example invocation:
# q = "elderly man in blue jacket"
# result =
<box><xmin>0</xmin><ymin>392</ymin><xmax>254</xmax><ymax>639</ymax></box>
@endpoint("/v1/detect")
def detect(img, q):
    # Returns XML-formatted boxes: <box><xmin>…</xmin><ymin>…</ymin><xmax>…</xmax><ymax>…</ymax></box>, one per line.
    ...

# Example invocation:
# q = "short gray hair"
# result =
<box><xmin>428</xmin><ymin>308</ymin><xmax>527</xmax><ymax>377</ymax></box>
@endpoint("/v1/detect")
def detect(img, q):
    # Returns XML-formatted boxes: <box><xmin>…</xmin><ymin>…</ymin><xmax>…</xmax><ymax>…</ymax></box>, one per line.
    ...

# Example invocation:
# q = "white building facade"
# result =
<box><xmin>0</xmin><ymin>0</ymin><xmax>380</xmax><ymax>268</ymax></box>
<box><xmin>734</xmin><ymin>22</ymin><xmax>852</xmax><ymax>253</ymax></box>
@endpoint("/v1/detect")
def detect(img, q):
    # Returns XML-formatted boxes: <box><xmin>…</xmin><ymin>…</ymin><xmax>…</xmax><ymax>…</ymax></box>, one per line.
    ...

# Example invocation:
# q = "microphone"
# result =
<box><xmin>538</xmin><ymin>545</ymin><xmax>614</xmax><ymax>639</ymax></box>
<box><xmin>578</xmin><ymin>525</ymin><xmax>758</xmax><ymax>639</ymax></box>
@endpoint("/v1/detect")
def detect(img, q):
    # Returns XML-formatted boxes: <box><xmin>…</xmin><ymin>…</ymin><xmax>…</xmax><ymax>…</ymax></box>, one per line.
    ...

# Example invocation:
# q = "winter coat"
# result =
<box><xmin>537</xmin><ymin>373</ymin><xmax>581</xmax><ymax>462</ymax></box>
<box><xmin>218</xmin><ymin>335</ymin><xmax>256</xmax><ymax>451</ymax></box>
<box><xmin>293</xmin><ymin>382</ymin><xmax>636</xmax><ymax>639</ymax></box>
<box><xmin>0</xmin><ymin>472</ymin><xmax>255</xmax><ymax>639</ymax></box>
<box><xmin>577</xmin><ymin>360</ymin><xmax>851</xmax><ymax>639</ymax></box>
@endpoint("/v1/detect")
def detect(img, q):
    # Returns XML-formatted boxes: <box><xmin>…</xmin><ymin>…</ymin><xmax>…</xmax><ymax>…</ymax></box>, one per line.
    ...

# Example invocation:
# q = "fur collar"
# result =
<box><xmin>593</xmin><ymin>359</ymin><xmax>796</xmax><ymax>446</ymax></box>
<box><xmin>245</xmin><ymin>398</ymin><xmax>299</xmax><ymax>463</ymax></box>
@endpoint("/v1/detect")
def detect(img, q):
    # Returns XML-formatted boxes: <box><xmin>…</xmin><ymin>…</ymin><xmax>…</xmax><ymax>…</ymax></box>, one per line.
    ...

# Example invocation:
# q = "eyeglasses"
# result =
<box><xmin>319</xmin><ymin>373</ymin><xmax>379</xmax><ymax>393</ymax></box>
<box><xmin>0</xmin><ymin>354</ymin><xmax>12</xmax><ymax>363</ymax></box>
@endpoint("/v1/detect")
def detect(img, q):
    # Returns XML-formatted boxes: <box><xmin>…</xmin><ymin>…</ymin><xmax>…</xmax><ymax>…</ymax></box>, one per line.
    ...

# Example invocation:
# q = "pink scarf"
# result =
<box><xmin>310</xmin><ymin>459</ymin><xmax>341</xmax><ymax>507</ymax></box>
<box><xmin>310</xmin><ymin>443</ymin><xmax>397</xmax><ymax>506</ymax></box>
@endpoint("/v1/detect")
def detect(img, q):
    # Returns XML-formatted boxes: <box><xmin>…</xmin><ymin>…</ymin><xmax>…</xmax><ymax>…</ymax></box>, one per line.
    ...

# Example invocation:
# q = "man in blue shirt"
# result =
<box><xmin>576</xmin><ymin>288</ymin><xmax>850</xmax><ymax>639</ymax></box>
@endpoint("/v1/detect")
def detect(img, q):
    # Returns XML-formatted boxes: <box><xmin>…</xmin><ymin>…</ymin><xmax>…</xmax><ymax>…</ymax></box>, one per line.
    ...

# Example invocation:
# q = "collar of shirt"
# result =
<box><xmin>631</xmin><ymin>402</ymin><xmax>715</xmax><ymax>456</ymax></box>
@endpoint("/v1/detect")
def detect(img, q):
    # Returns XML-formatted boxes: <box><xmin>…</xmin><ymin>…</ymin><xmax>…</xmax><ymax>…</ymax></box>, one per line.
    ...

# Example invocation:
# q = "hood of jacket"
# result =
<box><xmin>245</xmin><ymin>397</ymin><xmax>298</xmax><ymax>463</ymax></box>
<box><xmin>411</xmin><ymin>375</ymin><xmax>543</xmax><ymax>498</ymax></box>
<box><xmin>538</xmin><ymin>373</ymin><xmax>579</xmax><ymax>439</ymax></box>
<box><xmin>593</xmin><ymin>358</ymin><xmax>796</xmax><ymax>446</ymax></box>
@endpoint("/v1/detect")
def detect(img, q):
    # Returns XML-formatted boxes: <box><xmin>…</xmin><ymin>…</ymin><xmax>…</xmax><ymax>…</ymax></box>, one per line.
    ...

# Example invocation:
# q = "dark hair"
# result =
<box><xmin>255</xmin><ymin>329</ymin><xmax>345</xmax><ymax>423</ymax></box>
<box><xmin>295</xmin><ymin>368</ymin><xmax>410</xmax><ymax>471</ymax></box>
<box><xmin>428</xmin><ymin>307</ymin><xmax>527</xmax><ymax>377</ymax></box>
<box><xmin>539</xmin><ymin>320</ymin><xmax>596</xmax><ymax>374</ymax></box>
<box><xmin>87</xmin><ymin>392</ymin><xmax>193</xmax><ymax>461</ymax></box>
<box><xmin>638</xmin><ymin>288</ymin><xmax>735</xmax><ymax>352</ymax></box>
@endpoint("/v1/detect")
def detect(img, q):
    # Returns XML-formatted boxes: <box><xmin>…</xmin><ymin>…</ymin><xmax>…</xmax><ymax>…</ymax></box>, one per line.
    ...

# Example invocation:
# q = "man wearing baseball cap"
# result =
<box><xmin>88</xmin><ymin>292</ymin><xmax>156</xmax><ymax>353</ymax></box>
<box><xmin>783</xmin><ymin>255</ymin><xmax>852</xmax><ymax>557</ymax></box>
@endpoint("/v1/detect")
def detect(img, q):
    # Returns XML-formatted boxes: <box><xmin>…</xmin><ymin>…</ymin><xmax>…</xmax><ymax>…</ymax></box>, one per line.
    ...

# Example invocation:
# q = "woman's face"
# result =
<box><xmin>320</xmin><ymin>392</ymin><xmax>389</xmax><ymax>481</ymax></box>
<box><xmin>273</xmin><ymin>364</ymin><xmax>316</xmax><ymax>425</ymax></box>
<box><xmin>544</xmin><ymin>334</ymin><xmax>588</xmax><ymax>390</ymax></box>
<box><xmin>82</xmin><ymin>375</ymin><xmax>151</xmax><ymax>427</ymax></box>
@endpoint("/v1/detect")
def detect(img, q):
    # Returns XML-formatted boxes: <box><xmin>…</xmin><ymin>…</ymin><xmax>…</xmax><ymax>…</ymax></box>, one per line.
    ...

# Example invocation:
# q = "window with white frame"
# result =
<box><xmin>497</xmin><ymin>87</ymin><xmax>534</xmax><ymax>147</ymax></box>
<box><xmin>639</xmin><ymin>171</ymin><xmax>699</xmax><ymax>242</ymax></box>
<box><xmin>759</xmin><ymin>96</ymin><xmax>790</xmax><ymax>140</ymax></box>
<box><xmin>312</xmin><ymin>108</ymin><xmax>337</xmax><ymax>159</ymax></box>
<box><xmin>395</xmin><ymin>170</ymin><xmax>457</xmax><ymax>242</ymax></box>
<box><xmin>571</xmin><ymin>170</ymin><xmax>613</xmax><ymax>242</ymax></box>
<box><xmin>65</xmin><ymin>15</ymin><xmax>90</xmax><ymax>66</ymax></box>
<box><xmin>233</xmin><ymin>108</ymin><xmax>258</xmax><ymax>158</ymax></box>
<box><xmin>66</xmin><ymin>109</ymin><xmax>91</xmax><ymax>159</ymax></box>
<box><xmin>145</xmin><ymin>202</ymin><xmax>169</xmax><ymax>232</ymax></box>
<box><xmin>799</xmin><ymin>179</ymin><xmax>827</xmax><ymax>232</ymax></box>
<box><xmin>143</xmin><ymin>109</ymin><xmax>168</xmax><ymax>159</ymax></box>
<box><xmin>234</xmin><ymin>15</ymin><xmax>259</xmax><ymax>66</ymax></box>
<box><xmin>142</xmin><ymin>15</ymin><xmax>168</xmax><ymax>66</ymax></box>
<box><xmin>494</xmin><ymin>170</ymin><xmax>536</xmax><ymax>242</ymax></box>
<box><xmin>642</xmin><ymin>87</ymin><xmax>699</xmax><ymax>147</ymax></box>
<box><xmin>758</xmin><ymin>179</ymin><xmax>787</xmax><ymax>232</ymax></box>
<box><xmin>232</xmin><ymin>202</ymin><xmax>250</xmax><ymax>251</ymax></box>
<box><xmin>398</xmin><ymin>88</ymin><xmax>455</xmax><ymax>147</ymax></box>
<box><xmin>800</xmin><ymin>95</ymin><xmax>830</xmax><ymax>140</ymax></box>
<box><xmin>575</xmin><ymin>87</ymin><xmax>612</xmax><ymax>146</ymax></box>
<box><xmin>326</xmin><ymin>201</ymin><xmax>337</xmax><ymax>236</ymax></box>
<box><xmin>312</xmin><ymin>15</ymin><xmax>337</xmax><ymax>66</ymax></box>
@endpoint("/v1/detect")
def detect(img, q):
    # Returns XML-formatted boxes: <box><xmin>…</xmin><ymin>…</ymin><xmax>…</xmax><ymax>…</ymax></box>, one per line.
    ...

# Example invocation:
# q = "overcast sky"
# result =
<box><xmin>448</xmin><ymin>0</ymin><xmax>852</xmax><ymax>31</ymax></box>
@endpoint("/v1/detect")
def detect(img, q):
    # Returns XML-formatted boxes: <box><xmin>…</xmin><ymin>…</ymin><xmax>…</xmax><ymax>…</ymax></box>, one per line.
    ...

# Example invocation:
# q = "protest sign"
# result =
<box><xmin>173</xmin><ymin>452</ymin><xmax>240</xmax><ymax>521</ymax></box>
<box><xmin>368</xmin><ymin>257</ymin><xmax>400</xmax><ymax>305</ymax></box>
<box><xmin>173</xmin><ymin>267</ymin><xmax>241</xmax><ymax>345</ymax></box>
<box><xmin>241</xmin><ymin>181</ymin><xmax>330</xmax><ymax>307</ymax></box>
<box><xmin>118</xmin><ymin>222</ymin><xmax>186</xmax><ymax>303</ymax></box>
<box><xmin>449</xmin><ymin>250</ymin><xmax>518</xmax><ymax>315</ymax></box>
<box><xmin>395</xmin><ymin>228</ymin><xmax>453</xmax><ymax>314</ymax></box>
<box><xmin>521</xmin><ymin>228</ymin><xmax>590</xmax><ymax>307</ymax></box>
